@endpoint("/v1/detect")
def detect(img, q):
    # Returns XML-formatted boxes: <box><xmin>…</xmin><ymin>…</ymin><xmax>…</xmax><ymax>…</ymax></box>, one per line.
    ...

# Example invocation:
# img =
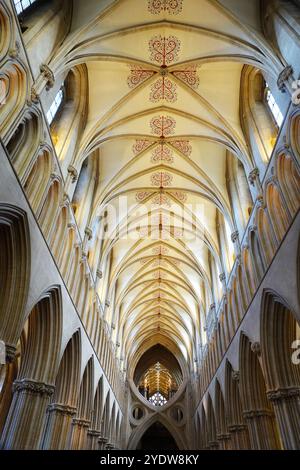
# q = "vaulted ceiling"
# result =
<box><xmin>53</xmin><ymin>0</ymin><xmax>282</xmax><ymax>370</ymax></box>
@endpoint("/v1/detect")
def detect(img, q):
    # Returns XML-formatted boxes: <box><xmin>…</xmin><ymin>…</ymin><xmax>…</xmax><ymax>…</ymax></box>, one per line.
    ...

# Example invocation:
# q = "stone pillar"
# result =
<box><xmin>69</xmin><ymin>417</ymin><xmax>91</xmax><ymax>450</ymax></box>
<box><xmin>267</xmin><ymin>387</ymin><xmax>300</xmax><ymax>449</ymax></box>
<box><xmin>0</xmin><ymin>379</ymin><xmax>55</xmax><ymax>449</ymax></box>
<box><xmin>217</xmin><ymin>433</ymin><xmax>232</xmax><ymax>450</ymax></box>
<box><xmin>42</xmin><ymin>403</ymin><xmax>77</xmax><ymax>449</ymax></box>
<box><xmin>243</xmin><ymin>409</ymin><xmax>281</xmax><ymax>449</ymax></box>
<box><xmin>87</xmin><ymin>429</ymin><xmax>102</xmax><ymax>450</ymax></box>
<box><xmin>228</xmin><ymin>424</ymin><xmax>250</xmax><ymax>449</ymax></box>
<box><xmin>98</xmin><ymin>436</ymin><xmax>108</xmax><ymax>450</ymax></box>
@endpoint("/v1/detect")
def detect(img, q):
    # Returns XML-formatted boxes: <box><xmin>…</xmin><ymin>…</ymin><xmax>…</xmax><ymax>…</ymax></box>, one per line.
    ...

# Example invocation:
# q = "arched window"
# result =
<box><xmin>265</xmin><ymin>83</ymin><xmax>284</xmax><ymax>128</ymax></box>
<box><xmin>46</xmin><ymin>86</ymin><xmax>64</xmax><ymax>125</ymax></box>
<box><xmin>14</xmin><ymin>0</ymin><xmax>37</xmax><ymax>15</ymax></box>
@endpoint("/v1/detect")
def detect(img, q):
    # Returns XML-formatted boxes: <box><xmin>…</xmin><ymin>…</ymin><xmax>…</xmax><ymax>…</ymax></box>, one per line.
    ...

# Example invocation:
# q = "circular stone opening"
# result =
<box><xmin>170</xmin><ymin>406</ymin><xmax>184</xmax><ymax>423</ymax></box>
<box><xmin>132</xmin><ymin>405</ymin><xmax>144</xmax><ymax>421</ymax></box>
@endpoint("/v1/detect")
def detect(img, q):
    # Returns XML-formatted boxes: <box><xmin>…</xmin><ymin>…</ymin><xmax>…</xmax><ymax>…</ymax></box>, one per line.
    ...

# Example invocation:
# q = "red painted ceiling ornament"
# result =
<box><xmin>170</xmin><ymin>140</ymin><xmax>192</xmax><ymax>157</ymax></box>
<box><xmin>149</xmin><ymin>35</ymin><xmax>181</xmax><ymax>66</ymax></box>
<box><xmin>151</xmin><ymin>194</ymin><xmax>172</xmax><ymax>207</ymax></box>
<box><xmin>151</xmin><ymin>144</ymin><xmax>174</xmax><ymax>164</ymax></box>
<box><xmin>127</xmin><ymin>65</ymin><xmax>155</xmax><ymax>89</ymax></box>
<box><xmin>170</xmin><ymin>190</ymin><xmax>188</xmax><ymax>203</ymax></box>
<box><xmin>132</xmin><ymin>139</ymin><xmax>152</xmax><ymax>155</ymax></box>
<box><xmin>135</xmin><ymin>191</ymin><xmax>153</xmax><ymax>202</ymax></box>
<box><xmin>150</xmin><ymin>77</ymin><xmax>177</xmax><ymax>102</ymax></box>
<box><xmin>150</xmin><ymin>115</ymin><xmax>176</xmax><ymax>137</ymax></box>
<box><xmin>152</xmin><ymin>246</ymin><xmax>169</xmax><ymax>255</ymax></box>
<box><xmin>172</xmin><ymin>66</ymin><xmax>199</xmax><ymax>90</ymax></box>
<box><xmin>151</xmin><ymin>171</ymin><xmax>173</xmax><ymax>187</ymax></box>
<box><xmin>148</xmin><ymin>0</ymin><xmax>183</xmax><ymax>15</ymax></box>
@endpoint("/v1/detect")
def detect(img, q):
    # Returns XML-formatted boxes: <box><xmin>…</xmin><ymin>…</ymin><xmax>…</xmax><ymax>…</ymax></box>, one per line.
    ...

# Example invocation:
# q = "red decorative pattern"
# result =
<box><xmin>149</xmin><ymin>35</ymin><xmax>181</xmax><ymax>66</ymax></box>
<box><xmin>132</xmin><ymin>139</ymin><xmax>152</xmax><ymax>155</ymax></box>
<box><xmin>170</xmin><ymin>140</ymin><xmax>192</xmax><ymax>157</ymax></box>
<box><xmin>150</xmin><ymin>77</ymin><xmax>177</xmax><ymax>102</ymax></box>
<box><xmin>151</xmin><ymin>145</ymin><xmax>174</xmax><ymax>164</ymax></box>
<box><xmin>148</xmin><ymin>0</ymin><xmax>183</xmax><ymax>15</ymax></box>
<box><xmin>127</xmin><ymin>65</ymin><xmax>155</xmax><ymax>88</ymax></box>
<box><xmin>170</xmin><ymin>190</ymin><xmax>188</xmax><ymax>203</ymax></box>
<box><xmin>151</xmin><ymin>194</ymin><xmax>172</xmax><ymax>207</ymax></box>
<box><xmin>150</xmin><ymin>115</ymin><xmax>176</xmax><ymax>137</ymax></box>
<box><xmin>153</xmin><ymin>271</ymin><xmax>167</xmax><ymax>279</ymax></box>
<box><xmin>135</xmin><ymin>191</ymin><xmax>153</xmax><ymax>202</ymax></box>
<box><xmin>172</xmin><ymin>66</ymin><xmax>199</xmax><ymax>90</ymax></box>
<box><xmin>152</xmin><ymin>246</ymin><xmax>169</xmax><ymax>255</ymax></box>
<box><xmin>151</xmin><ymin>172</ymin><xmax>173</xmax><ymax>187</ymax></box>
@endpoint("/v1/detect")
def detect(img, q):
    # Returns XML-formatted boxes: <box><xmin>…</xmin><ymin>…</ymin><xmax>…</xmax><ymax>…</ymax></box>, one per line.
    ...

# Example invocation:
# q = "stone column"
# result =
<box><xmin>217</xmin><ymin>433</ymin><xmax>232</xmax><ymax>450</ymax></box>
<box><xmin>228</xmin><ymin>424</ymin><xmax>250</xmax><ymax>449</ymax></box>
<box><xmin>87</xmin><ymin>429</ymin><xmax>102</xmax><ymax>450</ymax></box>
<box><xmin>0</xmin><ymin>379</ymin><xmax>55</xmax><ymax>449</ymax></box>
<box><xmin>69</xmin><ymin>417</ymin><xmax>91</xmax><ymax>450</ymax></box>
<box><xmin>267</xmin><ymin>387</ymin><xmax>300</xmax><ymax>449</ymax></box>
<box><xmin>42</xmin><ymin>403</ymin><xmax>77</xmax><ymax>449</ymax></box>
<box><xmin>98</xmin><ymin>436</ymin><xmax>108</xmax><ymax>450</ymax></box>
<box><xmin>243</xmin><ymin>409</ymin><xmax>281</xmax><ymax>449</ymax></box>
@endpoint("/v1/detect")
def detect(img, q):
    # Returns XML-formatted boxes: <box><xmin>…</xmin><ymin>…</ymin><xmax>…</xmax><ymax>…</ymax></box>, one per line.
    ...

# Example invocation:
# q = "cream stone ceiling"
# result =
<box><xmin>53</xmin><ymin>0</ymin><xmax>283</xmax><ymax>371</ymax></box>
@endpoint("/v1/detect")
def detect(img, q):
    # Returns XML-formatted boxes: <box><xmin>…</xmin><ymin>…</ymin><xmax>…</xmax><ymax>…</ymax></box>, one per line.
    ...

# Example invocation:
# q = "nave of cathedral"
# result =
<box><xmin>0</xmin><ymin>0</ymin><xmax>300</xmax><ymax>450</ymax></box>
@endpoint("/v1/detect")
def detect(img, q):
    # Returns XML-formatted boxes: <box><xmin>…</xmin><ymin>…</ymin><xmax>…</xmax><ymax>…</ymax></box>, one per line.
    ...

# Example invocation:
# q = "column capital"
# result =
<box><xmin>72</xmin><ymin>417</ymin><xmax>91</xmax><ymax>428</ymax></box>
<box><xmin>87</xmin><ymin>429</ymin><xmax>102</xmax><ymax>438</ymax></box>
<box><xmin>228</xmin><ymin>424</ymin><xmax>247</xmax><ymax>432</ymax></box>
<box><xmin>243</xmin><ymin>409</ymin><xmax>273</xmax><ymax>420</ymax></box>
<box><xmin>217</xmin><ymin>433</ymin><xmax>231</xmax><ymax>441</ymax></box>
<box><xmin>5</xmin><ymin>343</ymin><xmax>17</xmax><ymax>363</ymax></box>
<box><xmin>47</xmin><ymin>403</ymin><xmax>77</xmax><ymax>416</ymax></box>
<box><xmin>13</xmin><ymin>379</ymin><xmax>55</xmax><ymax>397</ymax></box>
<box><xmin>267</xmin><ymin>387</ymin><xmax>300</xmax><ymax>402</ymax></box>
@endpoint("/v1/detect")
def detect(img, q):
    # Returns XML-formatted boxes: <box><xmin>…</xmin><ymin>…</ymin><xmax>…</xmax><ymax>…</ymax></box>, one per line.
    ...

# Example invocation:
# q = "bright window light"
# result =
<box><xmin>148</xmin><ymin>392</ymin><xmax>167</xmax><ymax>407</ymax></box>
<box><xmin>46</xmin><ymin>88</ymin><xmax>64</xmax><ymax>125</ymax></box>
<box><xmin>14</xmin><ymin>0</ymin><xmax>36</xmax><ymax>15</ymax></box>
<box><xmin>266</xmin><ymin>84</ymin><xmax>284</xmax><ymax>127</ymax></box>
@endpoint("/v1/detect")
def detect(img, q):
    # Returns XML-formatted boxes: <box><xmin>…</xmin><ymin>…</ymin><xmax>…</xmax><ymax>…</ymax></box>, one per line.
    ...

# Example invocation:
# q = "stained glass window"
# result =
<box><xmin>149</xmin><ymin>392</ymin><xmax>167</xmax><ymax>406</ymax></box>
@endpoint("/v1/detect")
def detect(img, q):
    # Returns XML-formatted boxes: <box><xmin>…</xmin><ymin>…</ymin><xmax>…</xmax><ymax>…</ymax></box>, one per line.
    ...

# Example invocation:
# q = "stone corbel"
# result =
<box><xmin>248</xmin><ymin>168</ymin><xmax>260</xmax><ymax>187</ymax></box>
<box><xmin>84</xmin><ymin>226</ymin><xmax>93</xmax><ymax>241</ymax></box>
<box><xmin>67</xmin><ymin>165</ymin><xmax>78</xmax><ymax>184</ymax></box>
<box><xmin>277</xmin><ymin>65</ymin><xmax>293</xmax><ymax>93</ymax></box>
<box><xmin>231</xmin><ymin>370</ymin><xmax>240</xmax><ymax>382</ymax></box>
<box><xmin>9</xmin><ymin>41</ymin><xmax>20</xmax><ymax>59</ymax></box>
<box><xmin>251</xmin><ymin>342</ymin><xmax>261</xmax><ymax>356</ymax></box>
<box><xmin>96</xmin><ymin>269</ymin><xmax>103</xmax><ymax>279</ymax></box>
<box><xmin>40</xmin><ymin>64</ymin><xmax>55</xmax><ymax>91</ymax></box>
